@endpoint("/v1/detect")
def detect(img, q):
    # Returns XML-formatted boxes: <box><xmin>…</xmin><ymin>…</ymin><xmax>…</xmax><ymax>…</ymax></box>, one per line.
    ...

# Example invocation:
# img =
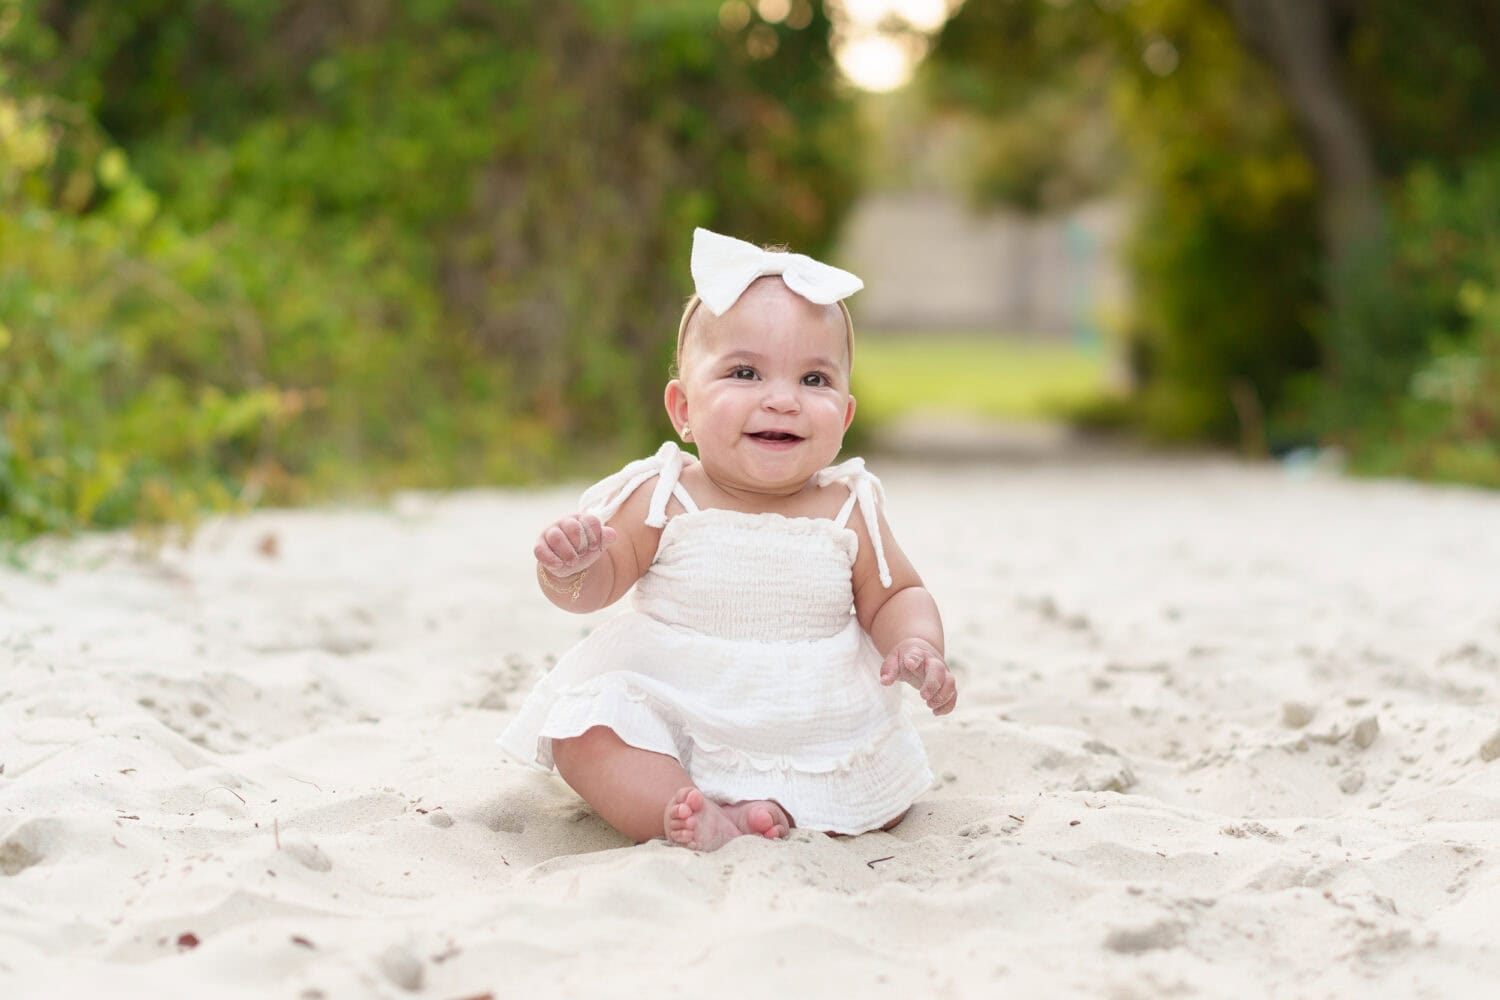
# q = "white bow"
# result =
<box><xmin>817</xmin><ymin>457</ymin><xmax>892</xmax><ymax>588</ymax></box>
<box><xmin>690</xmin><ymin>227</ymin><xmax>863</xmax><ymax>316</ymax></box>
<box><xmin>578</xmin><ymin>441</ymin><xmax>695</xmax><ymax>528</ymax></box>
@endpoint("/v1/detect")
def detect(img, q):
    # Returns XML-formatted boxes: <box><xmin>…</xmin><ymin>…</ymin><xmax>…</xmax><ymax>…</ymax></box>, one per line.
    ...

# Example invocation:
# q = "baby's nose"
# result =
<box><xmin>762</xmin><ymin>381</ymin><xmax>801</xmax><ymax>410</ymax></box>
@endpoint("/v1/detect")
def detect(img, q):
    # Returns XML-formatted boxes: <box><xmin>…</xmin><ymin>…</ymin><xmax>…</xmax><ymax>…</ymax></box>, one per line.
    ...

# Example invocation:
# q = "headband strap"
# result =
<box><xmin>676</xmin><ymin>296</ymin><xmax>855</xmax><ymax>369</ymax></box>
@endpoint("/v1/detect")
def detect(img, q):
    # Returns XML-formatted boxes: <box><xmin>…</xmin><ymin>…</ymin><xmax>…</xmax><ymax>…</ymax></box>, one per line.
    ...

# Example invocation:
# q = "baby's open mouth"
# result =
<box><xmin>748</xmin><ymin>431</ymin><xmax>803</xmax><ymax>442</ymax></box>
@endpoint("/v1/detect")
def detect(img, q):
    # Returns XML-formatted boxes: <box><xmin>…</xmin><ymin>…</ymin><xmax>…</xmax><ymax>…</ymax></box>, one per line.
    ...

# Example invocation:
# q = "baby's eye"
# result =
<box><xmin>730</xmin><ymin>366</ymin><xmax>758</xmax><ymax>380</ymax></box>
<box><xmin>801</xmin><ymin>372</ymin><xmax>830</xmax><ymax>387</ymax></box>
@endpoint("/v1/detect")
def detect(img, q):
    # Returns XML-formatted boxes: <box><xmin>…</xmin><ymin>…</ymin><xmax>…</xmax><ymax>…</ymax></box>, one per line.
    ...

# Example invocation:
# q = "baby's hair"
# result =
<box><xmin>673</xmin><ymin>290</ymin><xmax>857</xmax><ymax>378</ymax></box>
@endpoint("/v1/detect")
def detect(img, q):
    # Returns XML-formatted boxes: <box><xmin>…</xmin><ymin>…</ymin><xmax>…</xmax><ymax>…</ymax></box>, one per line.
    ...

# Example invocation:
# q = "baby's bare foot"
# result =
<box><xmin>719</xmin><ymin>799</ymin><xmax>791</xmax><ymax>840</ymax></box>
<box><xmin>663</xmin><ymin>788</ymin><xmax>790</xmax><ymax>851</ymax></box>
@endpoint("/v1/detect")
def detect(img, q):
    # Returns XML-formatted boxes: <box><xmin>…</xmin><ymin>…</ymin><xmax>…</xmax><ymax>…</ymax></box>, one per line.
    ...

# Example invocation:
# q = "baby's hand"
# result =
<box><xmin>879</xmin><ymin>638</ymin><xmax>958</xmax><ymax>715</ymax></box>
<box><xmin>535</xmin><ymin>513</ymin><xmax>617</xmax><ymax>578</ymax></box>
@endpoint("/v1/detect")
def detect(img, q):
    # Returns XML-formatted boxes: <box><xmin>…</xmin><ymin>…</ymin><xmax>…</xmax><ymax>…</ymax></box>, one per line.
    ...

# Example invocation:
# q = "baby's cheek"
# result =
<box><xmin>812</xmin><ymin>396</ymin><xmax>852</xmax><ymax>421</ymax></box>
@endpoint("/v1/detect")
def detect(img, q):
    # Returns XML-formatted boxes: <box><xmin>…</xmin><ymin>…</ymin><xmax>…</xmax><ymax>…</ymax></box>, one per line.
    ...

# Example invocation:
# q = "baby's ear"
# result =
<box><xmin>664</xmin><ymin>379</ymin><xmax>690</xmax><ymax>436</ymax></box>
<box><xmin>842</xmin><ymin>393</ymin><xmax>857</xmax><ymax>433</ymax></box>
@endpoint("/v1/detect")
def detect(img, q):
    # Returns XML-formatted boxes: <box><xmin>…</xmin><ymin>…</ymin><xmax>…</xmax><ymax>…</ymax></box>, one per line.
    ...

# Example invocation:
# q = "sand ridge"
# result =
<box><xmin>3</xmin><ymin>457</ymin><xmax>1500</xmax><ymax>997</ymax></box>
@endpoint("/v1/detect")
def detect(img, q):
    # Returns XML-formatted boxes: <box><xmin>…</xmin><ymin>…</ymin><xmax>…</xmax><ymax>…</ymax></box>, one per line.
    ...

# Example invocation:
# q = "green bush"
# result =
<box><xmin>1</xmin><ymin>0</ymin><xmax>862</xmax><ymax>543</ymax></box>
<box><xmin>1315</xmin><ymin>152</ymin><xmax>1500</xmax><ymax>486</ymax></box>
<box><xmin>1110</xmin><ymin>4</ymin><xmax>1324</xmax><ymax>446</ymax></box>
<box><xmin>0</xmin><ymin>87</ymin><xmax>294</xmax><ymax>542</ymax></box>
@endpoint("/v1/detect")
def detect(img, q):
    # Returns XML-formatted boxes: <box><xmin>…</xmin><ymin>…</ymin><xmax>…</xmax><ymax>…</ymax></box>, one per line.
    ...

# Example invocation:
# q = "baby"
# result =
<box><xmin>499</xmin><ymin>228</ymin><xmax>956</xmax><ymax>851</ymax></box>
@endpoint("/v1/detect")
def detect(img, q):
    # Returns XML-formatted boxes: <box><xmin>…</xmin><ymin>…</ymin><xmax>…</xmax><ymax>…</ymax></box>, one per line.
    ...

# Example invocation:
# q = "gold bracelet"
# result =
<box><xmin>537</xmin><ymin>563</ymin><xmax>587</xmax><ymax>601</ymax></box>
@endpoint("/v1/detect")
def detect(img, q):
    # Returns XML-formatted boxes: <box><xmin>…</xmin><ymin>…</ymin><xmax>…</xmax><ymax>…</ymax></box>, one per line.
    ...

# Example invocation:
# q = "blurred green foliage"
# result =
<box><xmin>1116</xmin><ymin>3</ymin><xmax>1322</xmax><ymax>444</ymax></box>
<box><xmin>1</xmin><ymin>0</ymin><xmax>860</xmax><ymax>542</ymax></box>
<box><xmin>930</xmin><ymin>0</ymin><xmax>1500</xmax><ymax>481</ymax></box>
<box><xmin>1302</xmin><ymin>153</ymin><xmax>1500</xmax><ymax>486</ymax></box>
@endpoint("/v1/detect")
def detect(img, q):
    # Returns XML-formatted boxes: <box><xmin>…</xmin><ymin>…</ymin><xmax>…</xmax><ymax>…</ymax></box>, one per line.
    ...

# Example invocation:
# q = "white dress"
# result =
<box><xmin>498</xmin><ymin>442</ymin><xmax>933</xmax><ymax>834</ymax></box>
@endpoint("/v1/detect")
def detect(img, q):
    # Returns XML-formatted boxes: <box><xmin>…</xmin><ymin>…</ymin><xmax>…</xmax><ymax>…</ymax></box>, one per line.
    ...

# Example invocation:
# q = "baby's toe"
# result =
<box><xmin>664</xmin><ymin>786</ymin><xmax>707</xmax><ymax>846</ymax></box>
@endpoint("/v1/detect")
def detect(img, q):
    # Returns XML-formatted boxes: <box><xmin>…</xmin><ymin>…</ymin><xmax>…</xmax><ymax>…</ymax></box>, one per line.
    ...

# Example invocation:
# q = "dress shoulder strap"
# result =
<box><xmin>817</xmin><ymin>456</ymin><xmax>892</xmax><ymax>588</ymax></box>
<box><xmin>578</xmin><ymin>441</ymin><xmax>699</xmax><ymax>528</ymax></box>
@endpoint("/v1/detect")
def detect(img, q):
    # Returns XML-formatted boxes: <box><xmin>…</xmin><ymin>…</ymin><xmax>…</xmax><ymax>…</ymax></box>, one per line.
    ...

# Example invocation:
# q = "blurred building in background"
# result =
<box><xmin>839</xmin><ymin>192</ymin><xmax>1129</xmax><ymax>342</ymax></box>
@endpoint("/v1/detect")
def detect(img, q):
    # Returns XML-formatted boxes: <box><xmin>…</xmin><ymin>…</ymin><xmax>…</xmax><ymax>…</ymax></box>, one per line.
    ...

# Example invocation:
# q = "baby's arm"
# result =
<box><xmin>852</xmin><ymin>507</ymin><xmax>957</xmax><ymax>716</ymax></box>
<box><xmin>534</xmin><ymin>481</ymin><xmax>663</xmax><ymax>613</ymax></box>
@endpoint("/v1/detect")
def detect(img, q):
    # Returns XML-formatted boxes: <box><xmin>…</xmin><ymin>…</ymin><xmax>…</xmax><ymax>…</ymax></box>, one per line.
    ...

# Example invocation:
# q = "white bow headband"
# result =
<box><xmin>689</xmin><ymin>227</ymin><xmax>863</xmax><ymax>316</ymax></box>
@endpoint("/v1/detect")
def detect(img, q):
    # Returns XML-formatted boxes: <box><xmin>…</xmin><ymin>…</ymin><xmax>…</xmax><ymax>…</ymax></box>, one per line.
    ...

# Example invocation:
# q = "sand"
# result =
<box><xmin>3</xmin><ymin>449</ymin><xmax>1500</xmax><ymax>998</ymax></box>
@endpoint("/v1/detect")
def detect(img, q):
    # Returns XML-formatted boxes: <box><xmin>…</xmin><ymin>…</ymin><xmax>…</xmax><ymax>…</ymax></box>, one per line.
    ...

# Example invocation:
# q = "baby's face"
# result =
<box><xmin>667</xmin><ymin>279</ymin><xmax>855</xmax><ymax>498</ymax></box>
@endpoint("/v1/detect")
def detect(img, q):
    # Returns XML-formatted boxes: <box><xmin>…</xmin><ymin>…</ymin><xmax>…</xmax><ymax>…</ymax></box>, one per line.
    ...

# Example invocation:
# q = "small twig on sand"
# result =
<box><xmin>274</xmin><ymin>817</ymin><xmax>281</xmax><ymax>849</ymax></box>
<box><xmin>203</xmin><ymin>786</ymin><xmax>247</xmax><ymax>805</ymax></box>
<box><xmin>865</xmin><ymin>855</ymin><xmax>895</xmax><ymax>868</ymax></box>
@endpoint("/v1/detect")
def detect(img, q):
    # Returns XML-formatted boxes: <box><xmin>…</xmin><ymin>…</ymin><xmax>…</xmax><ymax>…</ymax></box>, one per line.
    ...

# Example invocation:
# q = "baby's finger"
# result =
<box><xmin>543</xmin><ymin>524</ymin><xmax>581</xmax><ymax>564</ymax></box>
<box><xmin>533</xmin><ymin>535</ymin><xmax>559</xmax><ymax>567</ymax></box>
<box><xmin>534</xmin><ymin>538</ymin><xmax>564</xmax><ymax>570</ymax></box>
<box><xmin>878</xmin><ymin>650</ymin><xmax>901</xmax><ymax>685</ymax></box>
<box><xmin>930</xmin><ymin>675</ymin><xmax>958</xmax><ymax>715</ymax></box>
<box><xmin>918</xmin><ymin>661</ymin><xmax>945</xmax><ymax>702</ymax></box>
<box><xmin>580</xmin><ymin>515</ymin><xmax>611</xmax><ymax>552</ymax></box>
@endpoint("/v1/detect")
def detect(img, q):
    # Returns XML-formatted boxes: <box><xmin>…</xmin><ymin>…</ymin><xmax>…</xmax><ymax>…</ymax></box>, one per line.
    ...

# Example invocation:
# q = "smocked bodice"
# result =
<box><xmin>575</xmin><ymin>441</ymin><xmax>893</xmax><ymax>643</ymax></box>
<box><xmin>632</xmin><ymin>509</ymin><xmax>858</xmax><ymax>641</ymax></box>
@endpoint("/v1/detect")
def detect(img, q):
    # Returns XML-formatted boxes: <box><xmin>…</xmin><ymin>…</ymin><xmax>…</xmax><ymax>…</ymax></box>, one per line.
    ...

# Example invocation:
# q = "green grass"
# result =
<box><xmin>851</xmin><ymin>333</ymin><xmax>1114</xmax><ymax>423</ymax></box>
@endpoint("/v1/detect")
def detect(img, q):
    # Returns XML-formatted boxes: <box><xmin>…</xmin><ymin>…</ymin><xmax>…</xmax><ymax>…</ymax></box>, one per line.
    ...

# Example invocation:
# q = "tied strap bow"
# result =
<box><xmin>817</xmin><ymin>457</ymin><xmax>892</xmax><ymax>588</ymax></box>
<box><xmin>578</xmin><ymin>441</ymin><xmax>693</xmax><ymax>528</ymax></box>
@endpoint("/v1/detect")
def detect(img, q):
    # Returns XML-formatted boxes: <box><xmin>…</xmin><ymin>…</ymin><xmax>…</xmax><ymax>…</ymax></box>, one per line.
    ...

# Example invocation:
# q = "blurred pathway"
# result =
<box><xmin>868</xmin><ymin>412</ymin><xmax>1142</xmax><ymax>465</ymax></box>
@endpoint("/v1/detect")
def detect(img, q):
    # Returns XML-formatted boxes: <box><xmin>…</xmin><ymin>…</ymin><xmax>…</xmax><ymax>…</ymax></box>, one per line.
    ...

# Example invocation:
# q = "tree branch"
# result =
<box><xmin>1220</xmin><ymin>0</ymin><xmax>1384</xmax><ymax>261</ymax></box>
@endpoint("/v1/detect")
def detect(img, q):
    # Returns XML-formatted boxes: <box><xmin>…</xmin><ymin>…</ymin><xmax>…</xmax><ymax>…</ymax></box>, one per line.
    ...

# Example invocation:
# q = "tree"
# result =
<box><xmin>1219</xmin><ymin>0</ymin><xmax>1382</xmax><ymax>265</ymax></box>
<box><xmin>928</xmin><ymin>0</ymin><xmax>1500</xmax><ymax>460</ymax></box>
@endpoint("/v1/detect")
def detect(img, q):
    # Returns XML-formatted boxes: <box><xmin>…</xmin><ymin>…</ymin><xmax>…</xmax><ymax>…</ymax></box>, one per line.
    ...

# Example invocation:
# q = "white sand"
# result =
<box><xmin>3</xmin><ymin>452</ymin><xmax>1500</xmax><ymax>998</ymax></box>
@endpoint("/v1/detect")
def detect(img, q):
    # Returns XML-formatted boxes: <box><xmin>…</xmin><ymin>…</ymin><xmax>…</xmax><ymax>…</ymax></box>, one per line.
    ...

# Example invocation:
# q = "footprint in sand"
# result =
<box><xmin>1103</xmin><ymin>919</ymin><xmax>1185</xmax><ymax>954</ymax></box>
<box><xmin>132</xmin><ymin>673</ymin><xmax>343</xmax><ymax>752</ymax></box>
<box><xmin>1</xmin><ymin>818</ymin><xmax>58</xmax><ymax>876</ymax></box>
<box><xmin>281</xmin><ymin>834</ymin><xmax>333</xmax><ymax>872</ymax></box>
<box><xmin>482</xmin><ymin>805</ymin><xmax>527</xmax><ymax>835</ymax></box>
